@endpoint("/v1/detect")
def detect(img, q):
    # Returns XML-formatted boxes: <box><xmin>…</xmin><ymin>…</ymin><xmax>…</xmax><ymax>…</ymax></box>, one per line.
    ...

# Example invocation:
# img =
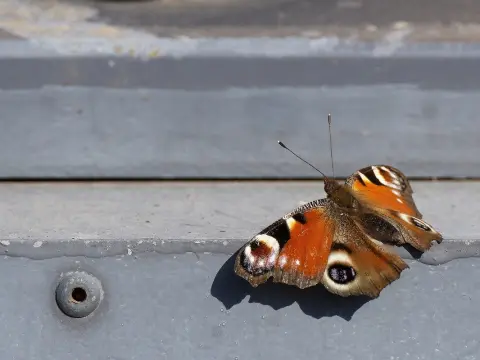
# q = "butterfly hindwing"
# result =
<box><xmin>321</xmin><ymin>212</ymin><xmax>409</xmax><ymax>298</ymax></box>
<box><xmin>359</xmin><ymin>209</ymin><xmax>443</xmax><ymax>251</ymax></box>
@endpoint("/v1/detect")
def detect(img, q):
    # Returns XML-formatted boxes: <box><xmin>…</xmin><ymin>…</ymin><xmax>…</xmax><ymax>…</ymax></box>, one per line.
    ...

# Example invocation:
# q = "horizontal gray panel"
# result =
<box><xmin>1</xmin><ymin>37</ymin><xmax>480</xmax><ymax>179</ymax></box>
<box><xmin>4</xmin><ymin>53</ymin><xmax>480</xmax><ymax>90</ymax></box>
<box><xmin>0</xmin><ymin>181</ymin><xmax>476</xmax><ymax>242</ymax></box>
<box><xmin>2</xmin><ymin>251</ymin><xmax>479</xmax><ymax>359</ymax></box>
<box><xmin>0</xmin><ymin>181</ymin><xmax>477</xmax><ymax>359</ymax></box>
<box><xmin>1</xmin><ymin>84</ymin><xmax>479</xmax><ymax>178</ymax></box>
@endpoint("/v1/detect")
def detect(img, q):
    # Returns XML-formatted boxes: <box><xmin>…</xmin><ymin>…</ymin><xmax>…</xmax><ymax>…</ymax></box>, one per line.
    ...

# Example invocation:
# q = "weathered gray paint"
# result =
<box><xmin>1</xmin><ymin>2</ymin><xmax>478</xmax><ymax>358</ymax></box>
<box><xmin>1</xmin><ymin>250</ymin><xmax>478</xmax><ymax>360</ymax></box>
<box><xmin>0</xmin><ymin>33</ymin><xmax>479</xmax><ymax>179</ymax></box>
<box><xmin>0</xmin><ymin>181</ymin><xmax>477</xmax><ymax>359</ymax></box>
<box><xmin>0</xmin><ymin>181</ymin><xmax>476</xmax><ymax>265</ymax></box>
<box><xmin>0</xmin><ymin>180</ymin><xmax>477</xmax><ymax>265</ymax></box>
<box><xmin>4</xmin><ymin>54</ymin><xmax>480</xmax><ymax>89</ymax></box>
<box><xmin>1</xmin><ymin>82</ymin><xmax>479</xmax><ymax>179</ymax></box>
<box><xmin>0</xmin><ymin>181</ymin><xmax>476</xmax><ymax>241</ymax></box>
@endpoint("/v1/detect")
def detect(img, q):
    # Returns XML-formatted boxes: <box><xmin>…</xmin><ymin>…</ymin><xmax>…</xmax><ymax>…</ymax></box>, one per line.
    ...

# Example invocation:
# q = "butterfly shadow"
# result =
<box><xmin>210</xmin><ymin>253</ymin><xmax>372</xmax><ymax>321</ymax></box>
<box><xmin>402</xmin><ymin>244</ymin><xmax>423</xmax><ymax>259</ymax></box>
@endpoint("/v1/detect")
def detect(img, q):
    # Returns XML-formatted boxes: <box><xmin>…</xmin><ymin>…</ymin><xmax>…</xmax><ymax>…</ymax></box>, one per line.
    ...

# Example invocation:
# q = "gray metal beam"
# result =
<box><xmin>0</xmin><ymin>181</ymin><xmax>477</xmax><ymax>359</ymax></box>
<box><xmin>0</xmin><ymin>181</ymin><xmax>475</xmax><ymax>242</ymax></box>
<box><xmin>1</xmin><ymin>52</ymin><xmax>480</xmax><ymax>179</ymax></box>
<box><xmin>1</xmin><ymin>0</ymin><xmax>480</xmax><ymax>179</ymax></box>
<box><xmin>0</xmin><ymin>253</ymin><xmax>477</xmax><ymax>360</ymax></box>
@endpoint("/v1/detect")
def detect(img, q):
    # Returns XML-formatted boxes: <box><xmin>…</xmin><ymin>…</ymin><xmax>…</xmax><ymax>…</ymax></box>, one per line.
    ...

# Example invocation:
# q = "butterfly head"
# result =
<box><xmin>324</xmin><ymin>177</ymin><xmax>340</xmax><ymax>195</ymax></box>
<box><xmin>324</xmin><ymin>177</ymin><xmax>356</xmax><ymax>209</ymax></box>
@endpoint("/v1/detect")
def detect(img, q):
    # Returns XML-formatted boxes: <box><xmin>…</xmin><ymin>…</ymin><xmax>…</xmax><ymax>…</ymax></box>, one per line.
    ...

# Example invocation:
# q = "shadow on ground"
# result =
<box><xmin>210</xmin><ymin>252</ymin><xmax>372</xmax><ymax>320</ymax></box>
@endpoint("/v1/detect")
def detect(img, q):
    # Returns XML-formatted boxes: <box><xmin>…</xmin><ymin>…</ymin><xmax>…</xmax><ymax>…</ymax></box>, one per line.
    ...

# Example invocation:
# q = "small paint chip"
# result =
<box><xmin>0</xmin><ymin>240</ymin><xmax>10</xmax><ymax>246</ymax></box>
<box><xmin>33</xmin><ymin>241</ymin><xmax>43</xmax><ymax>248</ymax></box>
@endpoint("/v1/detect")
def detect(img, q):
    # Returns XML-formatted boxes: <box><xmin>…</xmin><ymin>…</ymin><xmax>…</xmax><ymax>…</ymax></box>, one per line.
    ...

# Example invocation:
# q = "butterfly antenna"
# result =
<box><xmin>277</xmin><ymin>140</ymin><xmax>328</xmax><ymax>178</ymax></box>
<box><xmin>327</xmin><ymin>113</ymin><xmax>335</xmax><ymax>179</ymax></box>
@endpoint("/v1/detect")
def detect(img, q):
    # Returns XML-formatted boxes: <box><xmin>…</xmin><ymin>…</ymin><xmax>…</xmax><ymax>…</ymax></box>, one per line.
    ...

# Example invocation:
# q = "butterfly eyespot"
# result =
<box><xmin>240</xmin><ymin>234</ymin><xmax>280</xmax><ymax>276</ymax></box>
<box><xmin>328</xmin><ymin>264</ymin><xmax>356</xmax><ymax>284</ymax></box>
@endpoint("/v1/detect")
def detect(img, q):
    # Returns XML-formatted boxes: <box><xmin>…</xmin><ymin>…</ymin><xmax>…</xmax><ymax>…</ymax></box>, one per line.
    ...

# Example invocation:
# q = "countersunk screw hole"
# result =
<box><xmin>71</xmin><ymin>287</ymin><xmax>87</xmax><ymax>303</ymax></box>
<box><xmin>56</xmin><ymin>271</ymin><xmax>103</xmax><ymax>318</ymax></box>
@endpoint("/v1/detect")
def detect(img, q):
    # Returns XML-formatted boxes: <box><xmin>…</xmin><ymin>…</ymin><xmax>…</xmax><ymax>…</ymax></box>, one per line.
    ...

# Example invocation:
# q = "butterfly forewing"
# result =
<box><xmin>346</xmin><ymin>165</ymin><xmax>421</xmax><ymax>217</ymax></box>
<box><xmin>234</xmin><ymin>199</ymin><xmax>335</xmax><ymax>289</ymax></box>
<box><xmin>345</xmin><ymin>165</ymin><xmax>442</xmax><ymax>251</ymax></box>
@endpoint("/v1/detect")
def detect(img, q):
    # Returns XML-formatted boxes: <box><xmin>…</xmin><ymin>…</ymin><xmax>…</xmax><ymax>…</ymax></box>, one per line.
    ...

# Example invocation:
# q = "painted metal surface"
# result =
<box><xmin>0</xmin><ymin>181</ymin><xmax>476</xmax><ymax>358</ymax></box>
<box><xmin>1</xmin><ymin>67</ymin><xmax>480</xmax><ymax>179</ymax></box>
<box><xmin>0</xmin><ymin>1</ymin><xmax>477</xmax><ymax>357</ymax></box>
<box><xmin>1</xmin><ymin>252</ymin><xmax>477</xmax><ymax>360</ymax></box>
<box><xmin>0</xmin><ymin>181</ymin><xmax>476</xmax><ymax>241</ymax></box>
<box><xmin>0</xmin><ymin>1</ymin><xmax>479</xmax><ymax>179</ymax></box>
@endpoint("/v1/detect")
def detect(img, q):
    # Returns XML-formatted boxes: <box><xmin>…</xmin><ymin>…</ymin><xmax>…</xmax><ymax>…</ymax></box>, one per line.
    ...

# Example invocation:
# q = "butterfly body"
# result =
<box><xmin>234</xmin><ymin>165</ymin><xmax>442</xmax><ymax>298</ymax></box>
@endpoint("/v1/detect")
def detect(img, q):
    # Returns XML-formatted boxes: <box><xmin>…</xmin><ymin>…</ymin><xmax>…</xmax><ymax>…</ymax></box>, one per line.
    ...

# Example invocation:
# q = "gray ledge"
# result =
<box><xmin>0</xmin><ymin>181</ymin><xmax>477</xmax><ymax>261</ymax></box>
<box><xmin>4</xmin><ymin>38</ymin><xmax>480</xmax><ymax>59</ymax></box>
<box><xmin>0</xmin><ymin>37</ymin><xmax>479</xmax><ymax>179</ymax></box>
<box><xmin>0</xmin><ymin>181</ymin><xmax>479</xmax><ymax>359</ymax></box>
<box><xmin>3</xmin><ymin>253</ymin><xmax>479</xmax><ymax>360</ymax></box>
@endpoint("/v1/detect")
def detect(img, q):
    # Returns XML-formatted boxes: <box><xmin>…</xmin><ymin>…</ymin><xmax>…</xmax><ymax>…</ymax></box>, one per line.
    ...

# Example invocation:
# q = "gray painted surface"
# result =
<box><xmin>5</xmin><ymin>55</ymin><xmax>480</xmax><ymax>89</ymax></box>
<box><xmin>0</xmin><ymin>181</ymin><xmax>477</xmax><ymax>359</ymax></box>
<box><xmin>1</xmin><ymin>250</ymin><xmax>478</xmax><ymax>360</ymax></box>
<box><xmin>0</xmin><ymin>181</ymin><xmax>477</xmax><ymax>265</ymax></box>
<box><xmin>1</xmin><ymin>82</ymin><xmax>479</xmax><ymax>179</ymax></box>
<box><xmin>1</xmin><ymin>38</ymin><xmax>479</xmax><ymax>179</ymax></box>
<box><xmin>0</xmin><ymin>181</ymin><xmax>476</xmax><ymax>241</ymax></box>
<box><xmin>1</xmin><ymin>3</ymin><xmax>479</xmax><ymax>358</ymax></box>
<box><xmin>1</xmin><ymin>2</ymin><xmax>480</xmax><ymax>179</ymax></box>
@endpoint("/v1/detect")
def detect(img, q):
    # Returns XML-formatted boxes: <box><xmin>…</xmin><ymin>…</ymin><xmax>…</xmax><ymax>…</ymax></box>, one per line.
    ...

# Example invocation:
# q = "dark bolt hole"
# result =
<box><xmin>71</xmin><ymin>287</ymin><xmax>87</xmax><ymax>303</ymax></box>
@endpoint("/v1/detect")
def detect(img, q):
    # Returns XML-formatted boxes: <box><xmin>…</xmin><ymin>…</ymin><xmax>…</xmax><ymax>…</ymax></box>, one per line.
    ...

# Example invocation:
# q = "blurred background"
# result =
<box><xmin>1</xmin><ymin>0</ymin><xmax>479</xmax><ymax>180</ymax></box>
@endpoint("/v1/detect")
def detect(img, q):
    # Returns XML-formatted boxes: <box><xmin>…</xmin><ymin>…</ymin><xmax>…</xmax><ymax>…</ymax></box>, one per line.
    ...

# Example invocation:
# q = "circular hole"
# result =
<box><xmin>56</xmin><ymin>271</ymin><xmax>103</xmax><ymax>318</ymax></box>
<box><xmin>71</xmin><ymin>287</ymin><xmax>87</xmax><ymax>303</ymax></box>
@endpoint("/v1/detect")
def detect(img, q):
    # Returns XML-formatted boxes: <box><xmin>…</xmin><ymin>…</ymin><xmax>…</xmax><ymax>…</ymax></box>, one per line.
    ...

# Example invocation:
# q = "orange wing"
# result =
<box><xmin>234</xmin><ymin>199</ymin><xmax>335</xmax><ymax>289</ymax></box>
<box><xmin>346</xmin><ymin>165</ymin><xmax>421</xmax><ymax>217</ymax></box>
<box><xmin>233</xmin><ymin>196</ymin><xmax>410</xmax><ymax>298</ymax></box>
<box><xmin>345</xmin><ymin>165</ymin><xmax>442</xmax><ymax>251</ymax></box>
<box><xmin>320</xmin><ymin>215</ymin><xmax>408</xmax><ymax>298</ymax></box>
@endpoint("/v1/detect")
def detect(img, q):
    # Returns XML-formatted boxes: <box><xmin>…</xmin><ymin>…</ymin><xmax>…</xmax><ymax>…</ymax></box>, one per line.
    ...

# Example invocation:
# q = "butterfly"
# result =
<box><xmin>234</xmin><ymin>164</ymin><xmax>443</xmax><ymax>298</ymax></box>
